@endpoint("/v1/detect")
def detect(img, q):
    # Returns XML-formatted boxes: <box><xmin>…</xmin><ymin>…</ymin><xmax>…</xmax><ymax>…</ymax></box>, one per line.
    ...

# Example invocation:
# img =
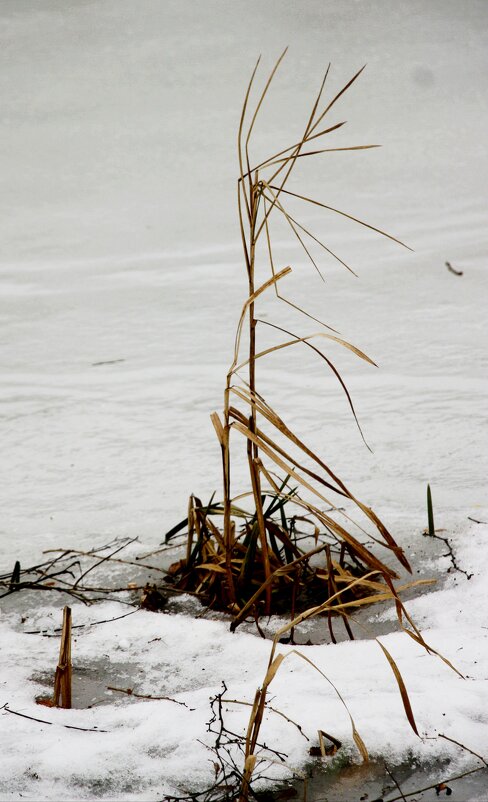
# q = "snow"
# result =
<box><xmin>1</xmin><ymin>0</ymin><xmax>488</xmax><ymax>799</ymax></box>
<box><xmin>1</xmin><ymin>522</ymin><xmax>488</xmax><ymax>800</ymax></box>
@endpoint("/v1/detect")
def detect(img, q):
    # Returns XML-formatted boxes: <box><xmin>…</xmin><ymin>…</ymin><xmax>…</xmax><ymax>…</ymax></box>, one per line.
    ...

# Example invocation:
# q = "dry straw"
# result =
<box><xmin>168</xmin><ymin>50</ymin><xmax>418</xmax><ymax>636</ymax></box>
<box><xmin>52</xmin><ymin>605</ymin><xmax>72</xmax><ymax>709</ymax></box>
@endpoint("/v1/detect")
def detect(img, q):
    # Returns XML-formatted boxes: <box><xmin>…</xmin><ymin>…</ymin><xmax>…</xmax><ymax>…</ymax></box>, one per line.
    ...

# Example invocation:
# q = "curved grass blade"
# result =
<box><xmin>262</xmin><ymin>195</ymin><xmax>342</xmax><ymax>330</ymax></box>
<box><xmin>264</xmin><ymin>143</ymin><xmax>380</xmax><ymax>169</ymax></box>
<box><xmin>245</xmin><ymin>48</ymin><xmax>288</xmax><ymax>178</ymax></box>
<box><xmin>308</xmin><ymin>64</ymin><xmax>366</xmax><ymax>136</ymax></box>
<box><xmin>376</xmin><ymin>640</ymin><xmax>419</xmax><ymax>736</ymax></box>
<box><xmin>231</xmin><ymin>266</ymin><xmax>292</xmax><ymax>371</ymax></box>
<box><xmin>269</xmin><ymin>185</ymin><xmax>413</xmax><ymax>251</ymax></box>
<box><xmin>239</xmin><ymin>55</ymin><xmax>262</xmax><ymax>225</ymax></box>
<box><xmin>230</xmin><ymin>383</ymin><xmax>397</xmax><ymax>546</ymax></box>
<box><xmin>263</xmin><ymin>187</ymin><xmax>359</xmax><ymax>277</ymax></box>
<box><xmin>247</xmin><ymin>121</ymin><xmax>347</xmax><ymax>176</ymax></box>
<box><xmin>255</xmin><ymin>318</ymin><xmax>372</xmax><ymax>450</ymax></box>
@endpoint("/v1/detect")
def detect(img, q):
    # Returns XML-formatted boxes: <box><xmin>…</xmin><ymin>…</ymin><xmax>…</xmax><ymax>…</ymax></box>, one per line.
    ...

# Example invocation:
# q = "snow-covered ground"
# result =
<box><xmin>1</xmin><ymin>1</ymin><xmax>487</xmax><ymax>799</ymax></box>
<box><xmin>1</xmin><ymin>523</ymin><xmax>488</xmax><ymax>800</ymax></box>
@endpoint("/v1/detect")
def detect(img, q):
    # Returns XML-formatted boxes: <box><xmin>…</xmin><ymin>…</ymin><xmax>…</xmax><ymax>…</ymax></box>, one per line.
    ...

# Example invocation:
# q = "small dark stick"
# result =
<box><xmin>445</xmin><ymin>261</ymin><xmax>463</xmax><ymax>276</ymax></box>
<box><xmin>9</xmin><ymin>561</ymin><xmax>20</xmax><ymax>590</ymax></box>
<box><xmin>427</xmin><ymin>484</ymin><xmax>435</xmax><ymax>538</ymax></box>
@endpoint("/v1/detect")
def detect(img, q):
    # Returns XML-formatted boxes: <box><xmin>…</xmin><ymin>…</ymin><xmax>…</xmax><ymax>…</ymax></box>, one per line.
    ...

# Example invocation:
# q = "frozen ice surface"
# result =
<box><xmin>1</xmin><ymin>0</ymin><xmax>487</xmax><ymax>798</ymax></box>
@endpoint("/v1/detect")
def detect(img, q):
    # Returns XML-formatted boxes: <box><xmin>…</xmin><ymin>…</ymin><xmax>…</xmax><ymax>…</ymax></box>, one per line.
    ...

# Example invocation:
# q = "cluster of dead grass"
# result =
<box><xmin>162</xmin><ymin>53</ymin><xmax>463</xmax><ymax>798</ymax></box>
<box><xmin>167</xmin><ymin>50</ymin><xmax>414</xmax><ymax>635</ymax></box>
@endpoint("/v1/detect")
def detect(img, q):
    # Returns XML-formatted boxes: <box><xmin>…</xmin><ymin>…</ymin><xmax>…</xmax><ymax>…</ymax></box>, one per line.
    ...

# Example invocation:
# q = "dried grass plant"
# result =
<box><xmin>167</xmin><ymin>51</ymin><xmax>423</xmax><ymax>635</ymax></box>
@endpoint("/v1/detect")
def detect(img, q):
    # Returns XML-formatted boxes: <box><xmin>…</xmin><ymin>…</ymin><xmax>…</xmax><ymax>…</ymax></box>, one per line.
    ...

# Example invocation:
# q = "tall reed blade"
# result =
<box><xmin>174</xmin><ymin>52</ymin><xmax>413</xmax><ymax>640</ymax></box>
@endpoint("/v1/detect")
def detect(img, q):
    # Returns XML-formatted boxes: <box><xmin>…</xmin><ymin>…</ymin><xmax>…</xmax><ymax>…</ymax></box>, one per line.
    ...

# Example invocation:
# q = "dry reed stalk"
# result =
<box><xmin>52</xmin><ymin>605</ymin><xmax>72</xmax><ymax>709</ymax></box>
<box><xmin>168</xmin><ymin>52</ymin><xmax>417</xmax><ymax>632</ymax></box>
<box><xmin>157</xmin><ymin>54</ymin><xmax>462</xmax><ymax>802</ymax></box>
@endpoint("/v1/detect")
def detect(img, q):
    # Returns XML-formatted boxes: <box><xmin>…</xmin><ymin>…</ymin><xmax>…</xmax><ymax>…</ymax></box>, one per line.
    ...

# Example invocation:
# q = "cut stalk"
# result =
<box><xmin>52</xmin><ymin>605</ymin><xmax>72</xmax><ymax>709</ymax></box>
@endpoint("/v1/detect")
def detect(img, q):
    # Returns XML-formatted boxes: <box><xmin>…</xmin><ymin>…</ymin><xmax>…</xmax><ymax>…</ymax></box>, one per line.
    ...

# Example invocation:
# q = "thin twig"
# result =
<box><xmin>0</xmin><ymin>583</ymin><xmax>91</xmax><ymax>603</ymax></box>
<box><xmin>107</xmin><ymin>686</ymin><xmax>194</xmax><ymax>710</ymax></box>
<box><xmin>384</xmin><ymin>763</ymin><xmax>407</xmax><ymax>801</ymax></box>
<box><xmin>72</xmin><ymin>539</ymin><xmax>138</xmax><ymax>589</ymax></box>
<box><xmin>445</xmin><ymin>261</ymin><xmax>463</xmax><ymax>276</ymax></box>
<box><xmin>422</xmin><ymin>530</ymin><xmax>473</xmax><ymax>579</ymax></box>
<box><xmin>0</xmin><ymin>703</ymin><xmax>108</xmax><ymax>733</ymax></box>
<box><xmin>438</xmin><ymin>733</ymin><xmax>488</xmax><ymax>767</ymax></box>
<box><xmin>24</xmin><ymin>608</ymin><xmax>139</xmax><ymax>636</ymax></box>
<box><xmin>223</xmin><ymin>698</ymin><xmax>310</xmax><ymax>741</ymax></box>
<box><xmin>45</xmin><ymin>546</ymin><xmax>169</xmax><ymax>574</ymax></box>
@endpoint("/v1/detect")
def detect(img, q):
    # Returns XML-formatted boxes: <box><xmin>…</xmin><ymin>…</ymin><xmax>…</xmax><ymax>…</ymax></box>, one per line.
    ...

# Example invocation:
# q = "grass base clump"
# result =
<box><xmin>164</xmin><ymin>489</ymin><xmax>420</xmax><ymax>638</ymax></box>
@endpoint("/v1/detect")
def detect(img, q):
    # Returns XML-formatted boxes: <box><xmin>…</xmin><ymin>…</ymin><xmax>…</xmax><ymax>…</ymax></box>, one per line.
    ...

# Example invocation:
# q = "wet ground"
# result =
<box><xmin>276</xmin><ymin>759</ymin><xmax>488</xmax><ymax>802</ymax></box>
